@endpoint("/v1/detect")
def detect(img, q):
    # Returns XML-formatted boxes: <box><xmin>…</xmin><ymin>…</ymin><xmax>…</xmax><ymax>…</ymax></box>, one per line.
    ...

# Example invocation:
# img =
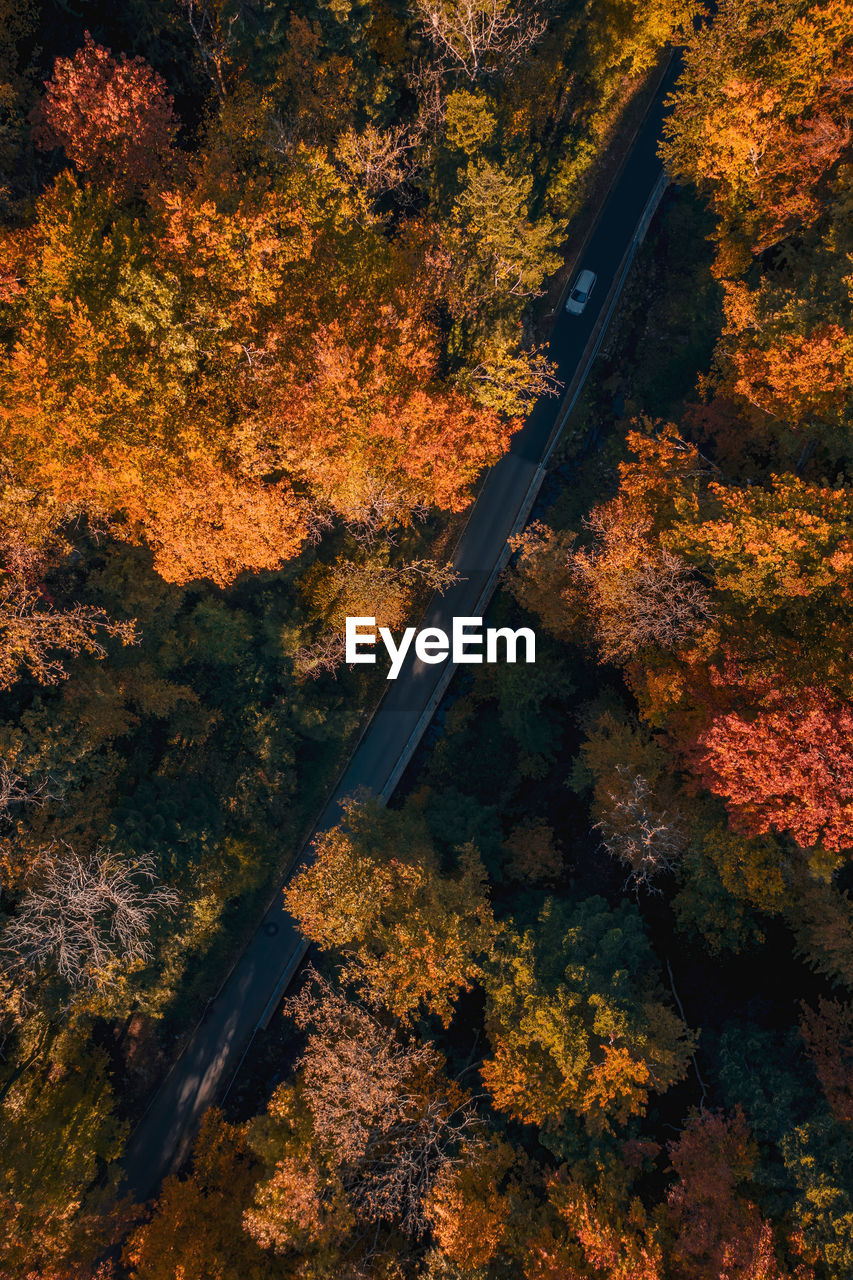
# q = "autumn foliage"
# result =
<box><xmin>696</xmin><ymin>686</ymin><xmax>853</xmax><ymax>852</ymax></box>
<box><xmin>800</xmin><ymin>998</ymin><xmax>853</xmax><ymax>1128</ymax></box>
<box><xmin>32</xmin><ymin>34</ymin><xmax>177</xmax><ymax>194</ymax></box>
<box><xmin>284</xmin><ymin>799</ymin><xmax>497</xmax><ymax>1025</ymax></box>
<box><xmin>665</xmin><ymin>1110</ymin><xmax>791</xmax><ymax>1280</ymax></box>
<box><xmin>4</xmin><ymin>2</ymin><xmax>853</xmax><ymax>1278</ymax></box>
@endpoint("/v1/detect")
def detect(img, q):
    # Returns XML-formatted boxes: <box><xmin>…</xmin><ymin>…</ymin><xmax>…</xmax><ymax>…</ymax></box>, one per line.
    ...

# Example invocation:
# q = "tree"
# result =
<box><xmin>273</xmin><ymin>305</ymin><xmax>515</xmax><ymax>526</ymax></box>
<box><xmin>481</xmin><ymin>896</ymin><xmax>694</xmax><ymax>1146</ymax></box>
<box><xmin>695</xmin><ymin>686</ymin><xmax>853</xmax><ymax>852</ymax></box>
<box><xmin>32</xmin><ymin>34</ymin><xmax>178</xmax><ymax>195</ymax></box>
<box><xmin>660</xmin><ymin>0</ymin><xmax>853</xmax><ymax>254</ymax></box>
<box><xmin>289</xmin><ymin>973</ymin><xmax>481</xmax><ymax>1233</ymax></box>
<box><xmin>573</xmin><ymin>705</ymin><xmax>687</xmax><ymax>888</ymax></box>
<box><xmin>668</xmin><ymin>475</ymin><xmax>853</xmax><ymax>623</ymax></box>
<box><xmin>425</xmin><ymin>1137</ymin><xmax>520</xmax><ymax>1269</ymax></box>
<box><xmin>788</xmin><ymin>875</ymin><xmax>853</xmax><ymax>989</ymax></box>
<box><xmin>284</xmin><ymin>798</ymin><xmax>497</xmax><ymax>1024</ymax></box>
<box><xmin>0</xmin><ymin>148</ymin><xmax>514</xmax><ymax>589</ymax></box>
<box><xmin>334</xmin><ymin>123</ymin><xmax>413</xmax><ymax>203</ymax></box>
<box><xmin>672</xmin><ymin>819</ymin><xmax>793</xmax><ymax>955</ymax></box>
<box><xmin>572</xmin><ymin>501</ymin><xmax>715</xmax><ymax>665</ymax></box>
<box><xmin>180</xmin><ymin>0</ymin><xmax>245</xmax><ymax>98</ymax></box>
<box><xmin>444</xmin><ymin>88</ymin><xmax>498</xmax><ymax>153</ymax></box>
<box><xmin>294</xmin><ymin>555</ymin><xmax>458</xmax><ymax>678</ymax></box>
<box><xmin>664</xmin><ymin>1108</ymin><xmax>791</xmax><ymax>1280</ymax></box>
<box><xmin>0</xmin><ymin>757</ymin><xmax>52</xmax><ymax>893</ymax></box>
<box><xmin>0</xmin><ymin>575</ymin><xmax>137</xmax><ymax>690</ymax></box>
<box><xmin>451</xmin><ymin>160</ymin><xmax>562</xmax><ymax>302</ymax></box>
<box><xmin>801</xmin><ymin>998</ymin><xmax>853</xmax><ymax>1128</ymax></box>
<box><xmin>143</xmin><ymin>465</ymin><xmax>310</xmax><ymax>589</ymax></box>
<box><xmin>124</xmin><ymin>1109</ymin><xmax>270</xmax><ymax>1280</ymax></box>
<box><xmin>508</xmin><ymin>466</ymin><xmax>716</xmax><ymax>666</ymax></box>
<box><xmin>415</xmin><ymin>0</ymin><xmax>547</xmax><ymax>81</ymax></box>
<box><xmin>463</xmin><ymin>339</ymin><xmax>562</xmax><ymax>416</ymax></box>
<box><xmin>508</xmin><ymin>520</ymin><xmax>582</xmax><ymax>641</ymax></box>
<box><xmin>715</xmin><ymin>280</ymin><xmax>853</xmax><ymax>431</ymax></box>
<box><xmin>0</xmin><ymin>1044</ymin><xmax>128</xmax><ymax>1279</ymax></box>
<box><xmin>587</xmin><ymin>0</ymin><xmax>697</xmax><ymax>80</ymax></box>
<box><xmin>713</xmin><ymin>1023</ymin><xmax>849</xmax><ymax>1279</ymax></box>
<box><xmin>627</xmin><ymin>449</ymin><xmax>853</xmax><ymax>702</ymax></box>
<box><xmin>777</xmin><ymin>1115</ymin><xmax>853</xmax><ymax>1279</ymax></box>
<box><xmin>0</xmin><ymin>0</ymin><xmax>38</xmax><ymax>220</ymax></box>
<box><xmin>595</xmin><ymin>767</ymin><xmax>687</xmax><ymax>888</ymax></box>
<box><xmin>545</xmin><ymin>1172</ymin><xmax>665</xmax><ymax>1280</ymax></box>
<box><xmin>0</xmin><ymin>172</ymin><xmax>316</xmax><ymax>587</ymax></box>
<box><xmin>244</xmin><ymin>973</ymin><xmax>484</xmax><ymax>1260</ymax></box>
<box><xmin>1</xmin><ymin>844</ymin><xmax>179</xmax><ymax>989</ymax></box>
<box><xmin>502</xmin><ymin>820</ymin><xmax>563</xmax><ymax>884</ymax></box>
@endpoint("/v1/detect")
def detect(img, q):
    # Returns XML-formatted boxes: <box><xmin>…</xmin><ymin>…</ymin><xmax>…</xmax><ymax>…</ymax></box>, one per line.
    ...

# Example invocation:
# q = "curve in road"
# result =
<box><xmin>122</xmin><ymin>58</ymin><xmax>681</xmax><ymax>1202</ymax></box>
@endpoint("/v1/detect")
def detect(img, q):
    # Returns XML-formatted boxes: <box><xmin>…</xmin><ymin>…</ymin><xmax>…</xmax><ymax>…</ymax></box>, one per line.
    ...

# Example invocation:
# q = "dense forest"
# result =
<box><xmin>0</xmin><ymin>0</ymin><xmax>852</xmax><ymax>1276</ymax></box>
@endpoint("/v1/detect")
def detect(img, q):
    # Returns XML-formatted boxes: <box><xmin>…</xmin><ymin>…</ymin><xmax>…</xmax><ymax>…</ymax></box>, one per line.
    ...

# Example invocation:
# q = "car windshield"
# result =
<box><xmin>571</xmin><ymin>289</ymin><xmax>586</xmax><ymax>301</ymax></box>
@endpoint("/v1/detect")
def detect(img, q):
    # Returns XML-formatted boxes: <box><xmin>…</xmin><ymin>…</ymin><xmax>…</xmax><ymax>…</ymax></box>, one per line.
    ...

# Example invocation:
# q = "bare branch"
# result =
<box><xmin>0</xmin><ymin>761</ymin><xmax>51</xmax><ymax>817</ymax></box>
<box><xmin>346</xmin><ymin>476</ymin><xmax>430</xmax><ymax>547</ymax></box>
<box><xmin>1</xmin><ymin>844</ymin><xmax>179</xmax><ymax>988</ymax></box>
<box><xmin>0</xmin><ymin>577</ymin><xmax>138</xmax><ymax>691</ymax></box>
<box><xmin>415</xmin><ymin>0</ymin><xmax>547</xmax><ymax>80</ymax></box>
<box><xmin>573</xmin><ymin>509</ymin><xmax>716</xmax><ymax>664</ymax></box>
<box><xmin>595</xmin><ymin>767</ymin><xmax>687</xmax><ymax>890</ymax></box>
<box><xmin>465</xmin><ymin>342</ymin><xmax>562</xmax><ymax>414</ymax></box>
<box><xmin>181</xmin><ymin>0</ymin><xmax>239</xmax><ymax>98</ymax></box>
<box><xmin>335</xmin><ymin>124</ymin><xmax>417</xmax><ymax>205</ymax></box>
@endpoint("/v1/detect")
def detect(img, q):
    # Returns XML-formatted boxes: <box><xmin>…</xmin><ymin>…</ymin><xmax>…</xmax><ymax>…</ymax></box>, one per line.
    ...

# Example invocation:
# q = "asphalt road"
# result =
<box><xmin>121</xmin><ymin>59</ymin><xmax>680</xmax><ymax>1202</ymax></box>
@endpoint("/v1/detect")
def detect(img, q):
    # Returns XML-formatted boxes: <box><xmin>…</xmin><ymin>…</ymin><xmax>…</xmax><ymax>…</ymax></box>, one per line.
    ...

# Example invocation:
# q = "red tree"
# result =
<box><xmin>666</xmin><ymin>1109</ymin><xmax>790</xmax><ymax>1280</ymax></box>
<box><xmin>696</xmin><ymin>686</ymin><xmax>853</xmax><ymax>852</ymax></box>
<box><xmin>800</xmin><ymin>998</ymin><xmax>853</xmax><ymax>1127</ymax></box>
<box><xmin>33</xmin><ymin>33</ymin><xmax>177</xmax><ymax>193</ymax></box>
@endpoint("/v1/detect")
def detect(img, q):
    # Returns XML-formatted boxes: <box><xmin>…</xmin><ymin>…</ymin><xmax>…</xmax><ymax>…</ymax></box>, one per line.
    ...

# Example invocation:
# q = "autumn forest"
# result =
<box><xmin>1</xmin><ymin>0</ymin><xmax>852</xmax><ymax>1276</ymax></box>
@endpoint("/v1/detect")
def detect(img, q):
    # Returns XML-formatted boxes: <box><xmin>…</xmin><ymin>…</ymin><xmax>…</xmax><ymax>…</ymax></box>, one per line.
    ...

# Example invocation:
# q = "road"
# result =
<box><xmin>121</xmin><ymin>58</ymin><xmax>680</xmax><ymax>1201</ymax></box>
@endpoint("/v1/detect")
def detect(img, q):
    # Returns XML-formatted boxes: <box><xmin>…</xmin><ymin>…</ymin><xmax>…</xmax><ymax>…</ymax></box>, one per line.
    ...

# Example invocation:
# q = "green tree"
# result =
<box><xmin>481</xmin><ymin>896</ymin><xmax>694</xmax><ymax>1148</ymax></box>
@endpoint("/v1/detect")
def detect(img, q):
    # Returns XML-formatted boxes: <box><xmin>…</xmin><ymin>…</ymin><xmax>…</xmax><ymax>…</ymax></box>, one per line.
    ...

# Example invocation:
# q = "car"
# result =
<box><xmin>565</xmin><ymin>268</ymin><xmax>597</xmax><ymax>315</ymax></box>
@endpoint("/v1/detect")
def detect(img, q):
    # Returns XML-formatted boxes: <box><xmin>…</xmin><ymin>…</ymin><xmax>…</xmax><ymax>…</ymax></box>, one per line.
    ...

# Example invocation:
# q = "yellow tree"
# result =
<box><xmin>284</xmin><ymin>798</ymin><xmax>497</xmax><ymax>1024</ymax></box>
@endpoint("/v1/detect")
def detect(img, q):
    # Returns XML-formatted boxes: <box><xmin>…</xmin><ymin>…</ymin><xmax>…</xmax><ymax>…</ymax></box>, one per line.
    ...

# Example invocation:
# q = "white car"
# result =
<box><xmin>565</xmin><ymin>268</ymin><xmax>597</xmax><ymax>315</ymax></box>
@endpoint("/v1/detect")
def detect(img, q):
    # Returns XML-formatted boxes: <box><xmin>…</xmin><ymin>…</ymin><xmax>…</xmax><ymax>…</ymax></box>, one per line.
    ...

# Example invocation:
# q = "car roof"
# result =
<box><xmin>576</xmin><ymin>269</ymin><xmax>596</xmax><ymax>289</ymax></box>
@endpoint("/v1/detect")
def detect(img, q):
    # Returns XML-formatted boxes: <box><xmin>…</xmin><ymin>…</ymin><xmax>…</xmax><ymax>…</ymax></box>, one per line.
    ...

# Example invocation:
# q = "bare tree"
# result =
<box><xmin>595</xmin><ymin>767</ymin><xmax>687</xmax><ymax>890</ymax></box>
<box><xmin>335</xmin><ymin>124</ymin><xmax>416</xmax><ymax>204</ymax></box>
<box><xmin>1</xmin><ymin>845</ymin><xmax>179</xmax><ymax>987</ymax></box>
<box><xmin>181</xmin><ymin>0</ymin><xmax>240</xmax><ymax>98</ymax></box>
<box><xmin>0</xmin><ymin>760</ymin><xmax>54</xmax><ymax>896</ymax></box>
<box><xmin>287</xmin><ymin>971</ymin><xmax>483</xmax><ymax>1233</ymax></box>
<box><xmin>346</xmin><ymin>475</ymin><xmax>430</xmax><ymax>548</ymax></box>
<box><xmin>0</xmin><ymin>761</ymin><xmax>48</xmax><ymax>817</ymax></box>
<box><xmin>292</xmin><ymin>630</ymin><xmax>347</xmax><ymax>680</ymax></box>
<box><xmin>304</xmin><ymin>505</ymin><xmax>335</xmax><ymax>548</ymax></box>
<box><xmin>415</xmin><ymin>0</ymin><xmax>547</xmax><ymax>80</ymax></box>
<box><xmin>409</xmin><ymin>60</ymin><xmax>450</xmax><ymax>143</ymax></box>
